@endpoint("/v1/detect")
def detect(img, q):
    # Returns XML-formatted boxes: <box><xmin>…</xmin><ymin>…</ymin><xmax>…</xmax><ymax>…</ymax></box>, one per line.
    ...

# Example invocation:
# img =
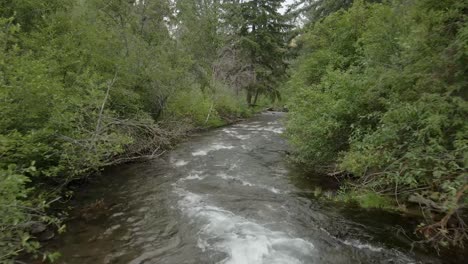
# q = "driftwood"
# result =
<box><xmin>416</xmin><ymin>185</ymin><xmax>468</xmax><ymax>249</ymax></box>
<box><xmin>408</xmin><ymin>193</ymin><xmax>445</xmax><ymax>212</ymax></box>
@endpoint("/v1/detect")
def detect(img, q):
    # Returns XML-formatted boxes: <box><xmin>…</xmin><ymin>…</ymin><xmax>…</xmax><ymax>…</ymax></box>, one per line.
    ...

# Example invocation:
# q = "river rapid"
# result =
<box><xmin>49</xmin><ymin>112</ymin><xmax>455</xmax><ymax>264</ymax></box>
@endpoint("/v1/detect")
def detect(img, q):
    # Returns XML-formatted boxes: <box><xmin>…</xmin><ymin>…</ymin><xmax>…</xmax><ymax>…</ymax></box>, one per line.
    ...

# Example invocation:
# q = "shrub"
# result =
<box><xmin>286</xmin><ymin>0</ymin><xmax>468</xmax><ymax>248</ymax></box>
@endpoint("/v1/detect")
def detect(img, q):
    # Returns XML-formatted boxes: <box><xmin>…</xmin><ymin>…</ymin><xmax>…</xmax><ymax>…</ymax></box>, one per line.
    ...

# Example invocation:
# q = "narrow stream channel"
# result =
<box><xmin>48</xmin><ymin>112</ymin><xmax>455</xmax><ymax>264</ymax></box>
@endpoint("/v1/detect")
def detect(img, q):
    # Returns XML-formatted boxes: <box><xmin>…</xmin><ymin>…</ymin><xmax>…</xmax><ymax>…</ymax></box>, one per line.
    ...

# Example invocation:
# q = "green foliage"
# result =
<box><xmin>0</xmin><ymin>165</ymin><xmax>35</xmax><ymax>262</ymax></box>
<box><xmin>0</xmin><ymin>0</ymin><xmax>250</xmax><ymax>261</ymax></box>
<box><xmin>165</xmin><ymin>88</ymin><xmax>223</xmax><ymax>127</ymax></box>
<box><xmin>335</xmin><ymin>189</ymin><xmax>395</xmax><ymax>209</ymax></box>
<box><xmin>286</xmin><ymin>0</ymin><xmax>468</xmax><ymax>247</ymax></box>
<box><xmin>165</xmin><ymin>83</ymin><xmax>249</xmax><ymax>128</ymax></box>
<box><xmin>0</xmin><ymin>164</ymin><xmax>61</xmax><ymax>262</ymax></box>
<box><xmin>213</xmin><ymin>85</ymin><xmax>252</xmax><ymax>119</ymax></box>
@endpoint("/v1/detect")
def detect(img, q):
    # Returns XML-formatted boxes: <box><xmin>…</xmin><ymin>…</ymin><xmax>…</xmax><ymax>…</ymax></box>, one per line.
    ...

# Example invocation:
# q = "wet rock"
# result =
<box><xmin>30</xmin><ymin>222</ymin><xmax>47</xmax><ymax>234</ymax></box>
<box><xmin>38</xmin><ymin>229</ymin><xmax>55</xmax><ymax>241</ymax></box>
<box><xmin>28</xmin><ymin>222</ymin><xmax>55</xmax><ymax>241</ymax></box>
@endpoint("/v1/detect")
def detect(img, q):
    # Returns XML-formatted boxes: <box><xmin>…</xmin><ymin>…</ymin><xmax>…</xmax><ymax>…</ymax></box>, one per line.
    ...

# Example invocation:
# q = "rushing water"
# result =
<box><xmin>49</xmin><ymin>112</ymin><xmax>456</xmax><ymax>264</ymax></box>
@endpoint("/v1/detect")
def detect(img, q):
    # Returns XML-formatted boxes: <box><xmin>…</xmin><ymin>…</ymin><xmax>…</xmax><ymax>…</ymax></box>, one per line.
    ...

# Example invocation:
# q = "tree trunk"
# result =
<box><xmin>246</xmin><ymin>89</ymin><xmax>253</xmax><ymax>106</ymax></box>
<box><xmin>253</xmin><ymin>88</ymin><xmax>260</xmax><ymax>105</ymax></box>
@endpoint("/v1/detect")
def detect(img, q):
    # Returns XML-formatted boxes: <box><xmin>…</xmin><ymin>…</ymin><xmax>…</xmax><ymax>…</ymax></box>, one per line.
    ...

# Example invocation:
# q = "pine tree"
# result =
<box><xmin>224</xmin><ymin>0</ymin><xmax>290</xmax><ymax>105</ymax></box>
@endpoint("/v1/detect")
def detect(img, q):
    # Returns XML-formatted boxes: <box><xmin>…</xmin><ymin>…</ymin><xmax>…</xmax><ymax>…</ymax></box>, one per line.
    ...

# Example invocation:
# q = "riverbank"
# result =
<box><xmin>288</xmin><ymin>167</ymin><xmax>468</xmax><ymax>263</ymax></box>
<box><xmin>6</xmin><ymin>109</ymin><xmax>254</xmax><ymax>262</ymax></box>
<box><xmin>284</xmin><ymin>0</ymin><xmax>467</xmax><ymax>250</ymax></box>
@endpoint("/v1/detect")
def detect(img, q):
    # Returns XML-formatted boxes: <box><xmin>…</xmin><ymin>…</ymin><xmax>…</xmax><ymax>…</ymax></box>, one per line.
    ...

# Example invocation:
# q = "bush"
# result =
<box><xmin>165</xmin><ymin>84</ymin><xmax>250</xmax><ymax>128</ymax></box>
<box><xmin>165</xmin><ymin>88</ymin><xmax>223</xmax><ymax>127</ymax></box>
<box><xmin>286</xmin><ymin>0</ymin><xmax>468</xmax><ymax>248</ymax></box>
<box><xmin>214</xmin><ymin>85</ymin><xmax>252</xmax><ymax>118</ymax></box>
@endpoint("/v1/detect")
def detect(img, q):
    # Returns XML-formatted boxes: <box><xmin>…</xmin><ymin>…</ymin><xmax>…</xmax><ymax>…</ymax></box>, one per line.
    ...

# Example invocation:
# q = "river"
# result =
<box><xmin>48</xmin><ymin>112</ymin><xmax>456</xmax><ymax>264</ymax></box>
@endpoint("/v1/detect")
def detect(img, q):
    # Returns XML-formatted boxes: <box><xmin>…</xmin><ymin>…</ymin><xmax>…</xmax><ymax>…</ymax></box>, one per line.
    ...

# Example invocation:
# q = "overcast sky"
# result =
<box><xmin>280</xmin><ymin>0</ymin><xmax>298</xmax><ymax>14</ymax></box>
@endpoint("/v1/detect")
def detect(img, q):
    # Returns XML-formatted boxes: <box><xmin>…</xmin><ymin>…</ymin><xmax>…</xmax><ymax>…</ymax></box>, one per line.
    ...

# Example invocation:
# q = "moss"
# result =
<box><xmin>335</xmin><ymin>190</ymin><xmax>396</xmax><ymax>210</ymax></box>
<box><xmin>355</xmin><ymin>192</ymin><xmax>394</xmax><ymax>209</ymax></box>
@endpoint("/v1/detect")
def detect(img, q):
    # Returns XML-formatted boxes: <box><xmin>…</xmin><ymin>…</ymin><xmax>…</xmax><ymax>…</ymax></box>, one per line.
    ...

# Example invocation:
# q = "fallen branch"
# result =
<box><xmin>416</xmin><ymin>185</ymin><xmax>468</xmax><ymax>248</ymax></box>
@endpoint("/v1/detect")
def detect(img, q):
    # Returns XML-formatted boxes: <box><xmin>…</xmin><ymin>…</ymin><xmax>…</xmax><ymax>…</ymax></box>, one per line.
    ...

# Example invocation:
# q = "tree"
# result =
<box><xmin>223</xmin><ymin>0</ymin><xmax>290</xmax><ymax>105</ymax></box>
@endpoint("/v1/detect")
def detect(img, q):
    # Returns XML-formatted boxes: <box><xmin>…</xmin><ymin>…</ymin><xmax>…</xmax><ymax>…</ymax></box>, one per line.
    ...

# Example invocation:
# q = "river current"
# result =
<box><xmin>49</xmin><ymin>112</ymin><xmax>452</xmax><ymax>264</ymax></box>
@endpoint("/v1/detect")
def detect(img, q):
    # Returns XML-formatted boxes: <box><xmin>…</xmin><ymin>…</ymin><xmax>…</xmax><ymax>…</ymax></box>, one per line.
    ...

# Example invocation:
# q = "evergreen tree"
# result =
<box><xmin>224</xmin><ymin>0</ymin><xmax>290</xmax><ymax>105</ymax></box>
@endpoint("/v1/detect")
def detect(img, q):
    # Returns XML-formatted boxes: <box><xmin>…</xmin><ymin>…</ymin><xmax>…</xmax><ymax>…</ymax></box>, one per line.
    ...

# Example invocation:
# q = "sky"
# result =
<box><xmin>280</xmin><ymin>0</ymin><xmax>297</xmax><ymax>14</ymax></box>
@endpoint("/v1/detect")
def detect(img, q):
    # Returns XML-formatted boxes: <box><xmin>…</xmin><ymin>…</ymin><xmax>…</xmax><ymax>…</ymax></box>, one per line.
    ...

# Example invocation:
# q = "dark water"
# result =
<box><xmin>48</xmin><ymin>112</ymin><xmax>454</xmax><ymax>264</ymax></box>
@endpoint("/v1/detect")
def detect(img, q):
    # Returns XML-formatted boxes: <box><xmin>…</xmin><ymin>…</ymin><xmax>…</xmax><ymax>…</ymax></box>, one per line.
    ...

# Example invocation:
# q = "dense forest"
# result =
<box><xmin>0</xmin><ymin>0</ymin><xmax>466</xmax><ymax>262</ymax></box>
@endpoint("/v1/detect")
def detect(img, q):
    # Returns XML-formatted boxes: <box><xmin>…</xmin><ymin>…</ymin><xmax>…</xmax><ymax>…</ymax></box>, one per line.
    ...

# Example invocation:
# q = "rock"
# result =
<box><xmin>38</xmin><ymin>229</ymin><xmax>55</xmax><ymax>241</ymax></box>
<box><xmin>30</xmin><ymin>222</ymin><xmax>47</xmax><ymax>234</ymax></box>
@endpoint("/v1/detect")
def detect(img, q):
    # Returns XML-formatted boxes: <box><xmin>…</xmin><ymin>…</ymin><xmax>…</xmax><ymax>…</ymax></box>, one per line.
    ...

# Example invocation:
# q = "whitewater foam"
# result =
<box><xmin>217</xmin><ymin>172</ymin><xmax>254</xmax><ymax>186</ymax></box>
<box><xmin>174</xmin><ymin>160</ymin><xmax>189</xmax><ymax>167</ymax></box>
<box><xmin>175</xmin><ymin>189</ymin><xmax>315</xmax><ymax>264</ymax></box>
<box><xmin>342</xmin><ymin>239</ymin><xmax>383</xmax><ymax>252</ymax></box>
<box><xmin>178</xmin><ymin>171</ymin><xmax>205</xmax><ymax>182</ymax></box>
<box><xmin>192</xmin><ymin>144</ymin><xmax>235</xmax><ymax>156</ymax></box>
<box><xmin>223</xmin><ymin>128</ymin><xmax>251</xmax><ymax>140</ymax></box>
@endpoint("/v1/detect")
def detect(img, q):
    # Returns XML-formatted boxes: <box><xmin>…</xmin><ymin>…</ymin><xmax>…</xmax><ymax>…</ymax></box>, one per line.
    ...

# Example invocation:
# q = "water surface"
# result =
<box><xmin>50</xmin><ymin>112</ymin><xmax>450</xmax><ymax>264</ymax></box>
